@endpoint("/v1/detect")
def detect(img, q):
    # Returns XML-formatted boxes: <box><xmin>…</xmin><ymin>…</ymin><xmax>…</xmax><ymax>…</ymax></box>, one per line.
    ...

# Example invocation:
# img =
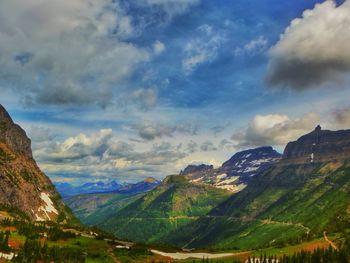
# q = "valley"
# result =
<box><xmin>1</xmin><ymin>104</ymin><xmax>350</xmax><ymax>263</ymax></box>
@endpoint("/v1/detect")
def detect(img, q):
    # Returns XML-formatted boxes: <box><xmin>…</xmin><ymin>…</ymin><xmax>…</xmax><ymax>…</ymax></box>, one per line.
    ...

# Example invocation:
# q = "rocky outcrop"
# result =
<box><xmin>282</xmin><ymin>125</ymin><xmax>350</xmax><ymax>164</ymax></box>
<box><xmin>180</xmin><ymin>164</ymin><xmax>214</xmax><ymax>176</ymax></box>
<box><xmin>0</xmin><ymin>104</ymin><xmax>75</xmax><ymax>223</ymax></box>
<box><xmin>0</xmin><ymin>105</ymin><xmax>32</xmax><ymax>158</ymax></box>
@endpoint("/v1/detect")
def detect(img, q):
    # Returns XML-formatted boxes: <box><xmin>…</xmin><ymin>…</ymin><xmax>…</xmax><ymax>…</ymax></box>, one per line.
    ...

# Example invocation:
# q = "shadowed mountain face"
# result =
<box><xmin>0</xmin><ymin>104</ymin><xmax>75</xmax><ymax>223</ymax></box>
<box><xmin>282</xmin><ymin>125</ymin><xmax>350</xmax><ymax>164</ymax></box>
<box><xmin>162</xmin><ymin>127</ymin><xmax>350</xmax><ymax>250</ymax></box>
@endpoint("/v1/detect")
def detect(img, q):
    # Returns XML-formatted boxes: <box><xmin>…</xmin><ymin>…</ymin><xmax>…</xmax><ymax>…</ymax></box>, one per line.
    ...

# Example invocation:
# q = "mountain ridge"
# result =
<box><xmin>162</xmin><ymin>126</ymin><xmax>350</xmax><ymax>249</ymax></box>
<box><xmin>0</xmin><ymin>104</ymin><xmax>75</xmax><ymax>223</ymax></box>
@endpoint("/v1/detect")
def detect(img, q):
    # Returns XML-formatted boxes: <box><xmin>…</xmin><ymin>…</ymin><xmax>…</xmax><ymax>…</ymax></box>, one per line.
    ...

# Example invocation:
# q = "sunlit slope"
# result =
<box><xmin>164</xmin><ymin>161</ymin><xmax>350</xmax><ymax>249</ymax></box>
<box><xmin>99</xmin><ymin>175</ymin><xmax>231</xmax><ymax>243</ymax></box>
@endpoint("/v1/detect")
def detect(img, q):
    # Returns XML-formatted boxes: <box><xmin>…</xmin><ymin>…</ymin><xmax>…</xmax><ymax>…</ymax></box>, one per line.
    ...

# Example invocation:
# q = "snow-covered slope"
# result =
<box><xmin>182</xmin><ymin>147</ymin><xmax>281</xmax><ymax>193</ymax></box>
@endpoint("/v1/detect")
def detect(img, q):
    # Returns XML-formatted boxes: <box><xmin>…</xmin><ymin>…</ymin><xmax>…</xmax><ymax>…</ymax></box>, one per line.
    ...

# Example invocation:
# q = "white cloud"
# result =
<box><xmin>153</xmin><ymin>40</ymin><xmax>166</xmax><ymax>55</ymax></box>
<box><xmin>200</xmin><ymin>141</ymin><xmax>218</xmax><ymax>152</ymax></box>
<box><xmin>332</xmin><ymin>106</ymin><xmax>350</xmax><ymax>129</ymax></box>
<box><xmin>234</xmin><ymin>36</ymin><xmax>268</xmax><ymax>56</ymax></box>
<box><xmin>33</xmin><ymin>128</ymin><xmax>189</xmax><ymax>181</ymax></box>
<box><xmin>130</xmin><ymin>121</ymin><xmax>198</xmax><ymax>141</ymax></box>
<box><xmin>0</xmin><ymin>0</ymin><xmax>150</xmax><ymax>106</ymax></box>
<box><xmin>232</xmin><ymin>113</ymin><xmax>320</xmax><ymax>147</ymax></box>
<box><xmin>136</xmin><ymin>122</ymin><xmax>174</xmax><ymax>141</ymax></box>
<box><xmin>39</xmin><ymin>129</ymin><xmax>113</xmax><ymax>161</ymax></box>
<box><xmin>182</xmin><ymin>25</ymin><xmax>226</xmax><ymax>74</ymax></box>
<box><xmin>129</xmin><ymin>88</ymin><xmax>158</xmax><ymax>111</ymax></box>
<box><xmin>143</xmin><ymin>0</ymin><xmax>200</xmax><ymax>18</ymax></box>
<box><xmin>267</xmin><ymin>1</ymin><xmax>350</xmax><ymax>89</ymax></box>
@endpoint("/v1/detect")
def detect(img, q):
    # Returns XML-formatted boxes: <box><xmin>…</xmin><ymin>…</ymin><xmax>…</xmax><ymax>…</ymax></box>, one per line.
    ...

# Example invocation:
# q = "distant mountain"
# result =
<box><xmin>117</xmin><ymin>177</ymin><xmax>161</xmax><ymax>195</ymax></box>
<box><xmin>63</xmin><ymin>177</ymin><xmax>161</xmax><ymax>225</ymax></box>
<box><xmin>98</xmin><ymin>175</ymin><xmax>231</xmax><ymax>244</ymax></box>
<box><xmin>55</xmin><ymin>181</ymin><xmax>122</xmax><ymax>197</ymax></box>
<box><xmin>163</xmin><ymin>126</ymin><xmax>350</xmax><ymax>250</ymax></box>
<box><xmin>0</xmin><ymin>104</ymin><xmax>75</xmax><ymax>223</ymax></box>
<box><xmin>183</xmin><ymin>146</ymin><xmax>281</xmax><ymax>192</ymax></box>
<box><xmin>56</xmin><ymin>177</ymin><xmax>160</xmax><ymax>198</ymax></box>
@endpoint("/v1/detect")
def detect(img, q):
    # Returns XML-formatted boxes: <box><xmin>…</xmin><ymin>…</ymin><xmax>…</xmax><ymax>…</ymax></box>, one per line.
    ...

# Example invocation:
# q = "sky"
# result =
<box><xmin>1</xmin><ymin>0</ymin><xmax>350</xmax><ymax>184</ymax></box>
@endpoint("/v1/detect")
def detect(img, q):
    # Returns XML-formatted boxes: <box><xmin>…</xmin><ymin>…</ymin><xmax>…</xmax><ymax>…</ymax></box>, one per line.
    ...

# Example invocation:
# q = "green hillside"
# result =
<box><xmin>163</xmin><ymin>161</ymin><xmax>350</xmax><ymax>250</ymax></box>
<box><xmin>65</xmin><ymin>193</ymin><xmax>144</xmax><ymax>225</ymax></box>
<box><xmin>98</xmin><ymin>175</ymin><xmax>232</xmax><ymax>244</ymax></box>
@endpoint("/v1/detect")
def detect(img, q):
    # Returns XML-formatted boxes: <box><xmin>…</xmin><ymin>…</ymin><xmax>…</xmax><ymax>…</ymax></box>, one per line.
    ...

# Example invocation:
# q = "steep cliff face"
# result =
<box><xmin>180</xmin><ymin>164</ymin><xmax>214</xmax><ymax>176</ymax></box>
<box><xmin>282</xmin><ymin>125</ymin><xmax>350</xmax><ymax>164</ymax></box>
<box><xmin>0</xmin><ymin>105</ymin><xmax>75</xmax><ymax>223</ymax></box>
<box><xmin>0</xmin><ymin>105</ymin><xmax>32</xmax><ymax>158</ymax></box>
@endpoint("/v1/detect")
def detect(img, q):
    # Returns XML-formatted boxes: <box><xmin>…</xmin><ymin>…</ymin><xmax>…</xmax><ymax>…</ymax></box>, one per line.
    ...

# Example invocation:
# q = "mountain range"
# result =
<box><xmin>66</xmin><ymin>125</ymin><xmax>350</xmax><ymax>252</ymax></box>
<box><xmin>55</xmin><ymin>177</ymin><xmax>160</xmax><ymax>198</ymax></box>
<box><xmin>2</xmin><ymin>101</ymin><xmax>350</xmax><ymax>260</ymax></box>
<box><xmin>68</xmin><ymin>145</ymin><xmax>283</xmax><ymax>244</ymax></box>
<box><xmin>163</xmin><ymin>126</ymin><xmax>350</xmax><ymax>249</ymax></box>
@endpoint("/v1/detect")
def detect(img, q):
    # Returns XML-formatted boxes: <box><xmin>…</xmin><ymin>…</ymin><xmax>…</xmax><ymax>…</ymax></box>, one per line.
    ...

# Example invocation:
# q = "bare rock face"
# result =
<box><xmin>0</xmin><ymin>105</ymin><xmax>32</xmax><ymax>158</ymax></box>
<box><xmin>282</xmin><ymin>125</ymin><xmax>350</xmax><ymax>164</ymax></box>
<box><xmin>0</xmin><ymin>104</ymin><xmax>74</xmax><ymax>223</ymax></box>
<box><xmin>180</xmin><ymin>164</ymin><xmax>214</xmax><ymax>176</ymax></box>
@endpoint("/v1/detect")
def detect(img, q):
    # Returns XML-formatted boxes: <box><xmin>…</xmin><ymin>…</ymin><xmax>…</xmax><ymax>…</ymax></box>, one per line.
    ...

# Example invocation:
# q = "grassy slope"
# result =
<box><xmin>65</xmin><ymin>193</ymin><xmax>144</xmax><ymax>225</ymax></box>
<box><xmin>163</xmin><ymin>161</ymin><xmax>350</xmax><ymax>250</ymax></box>
<box><xmin>98</xmin><ymin>175</ymin><xmax>232</xmax><ymax>244</ymax></box>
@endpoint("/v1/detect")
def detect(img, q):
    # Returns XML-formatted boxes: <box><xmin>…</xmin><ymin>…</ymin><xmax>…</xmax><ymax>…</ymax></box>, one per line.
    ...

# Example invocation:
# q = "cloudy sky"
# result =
<box><xmin>2</xmin><ymin>0</ymin><xmax>350</xmax><ymax>184</ymax></box>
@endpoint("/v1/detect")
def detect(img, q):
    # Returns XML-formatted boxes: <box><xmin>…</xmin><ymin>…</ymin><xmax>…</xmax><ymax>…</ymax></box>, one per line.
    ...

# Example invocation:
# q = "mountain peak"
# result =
<box><xmin>143</xmin><ymin>177</ymin><xmax>157</xmax><ymax>183</ymax></box>
<box><xmin>0</xmin><ymin>104</ymin><xmax>13</xmax><ymax>124</ymax></box>
<box><xmin>0</xmin><ymin>104</ymin><xmax>32</xmax><ymax>158</ymax></box>
<box><xmin>282</xmin><ymin>127</ymin><xmax>350</xmax><ymax>164</ymax></box>
<box><xmin>180</xmin><ymin>164</ymin><xmax>214</xmax><ymax>176</ymax></box>
<box><xmin>222</xmin><ymin>146</ymin><xmax>281</xmax><ymax>169</ymax></box>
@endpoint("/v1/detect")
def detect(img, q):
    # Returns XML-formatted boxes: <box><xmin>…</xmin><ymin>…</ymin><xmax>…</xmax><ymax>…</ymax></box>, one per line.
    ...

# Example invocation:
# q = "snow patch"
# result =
<box><xmin>190</xmin><ymin>177</ymin><xmax>204</xmax><ymax>183</ymax></box>
<box><xmin>250</xmin><ymin>158</ymin><xmax>273</xmax><ymax>165</ymax></box>
<box><xmin>216</xmin><ymin>173</ymin><xmax>227</xmax><ymax>180</ymax></box>
<box><xmin>0</xmin><ymin>252</ymin><xmax>15</xmax><ymax>260</ymax></box>
<box><xmin>40</xmin><ymin>193</ymin><xmax>58</xmax><ymax>215</ymax></box>
<box><xmin>216</xmin><ymin>176</ymin><xmax>239</xmax><ymax>186</ymax></box>
<box><xmin>244</xmin><ymin>166</ymin><xmax>259</xmax><ymax>173</ymax></box>
<box><xmin>35</xmin><ymin>213</ymin><xmax>45</xmax><ymax>222</ymax></box>
<box><xmin>216</xmin><ymin>183</ymin><xmax>247</xmax><ymax>193</ymax></box>
<box><xmin>35</xmin><ymin>192</ymin><xmax>59</xmax><ymax>221</ymax></box>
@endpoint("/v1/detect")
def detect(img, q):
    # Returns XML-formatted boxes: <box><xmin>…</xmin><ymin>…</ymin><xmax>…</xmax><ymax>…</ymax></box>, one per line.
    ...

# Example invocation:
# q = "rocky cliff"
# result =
<box><xmin>180</xmin><ymin>164</ymin><xmax>214</xmax><ymax>176</ymax></box>
<box><xmin>282</xmin><ymin>125</ymin><xmax>350</xmax><ymax>164</ymax></box>
<box><xmin>0</xmin><ymin>105</ymin><xmax>32</xmax><ymax>158</ymax></box>
<box><xmin>0</xmin><ymin>104</ymin><xmax>75</xmax><ymax>223</ymax></box>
